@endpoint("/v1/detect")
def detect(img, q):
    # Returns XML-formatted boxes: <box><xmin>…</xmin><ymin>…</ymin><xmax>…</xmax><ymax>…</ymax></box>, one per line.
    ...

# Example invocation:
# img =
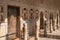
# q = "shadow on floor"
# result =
<box><xmin>39</xmin><ymin>34</ymin><xmax>60</xmax><ymax>39</ymax></box>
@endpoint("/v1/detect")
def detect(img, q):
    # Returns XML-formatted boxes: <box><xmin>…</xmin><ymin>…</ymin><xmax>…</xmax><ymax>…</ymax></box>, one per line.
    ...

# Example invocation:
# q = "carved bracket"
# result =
<box><xmin>29</xmin><ymin>9</ymin><xmax>34</xmax><ymax>19</ymax></box>
<box><xmin>34</xmin><ymin>10</ymin><xmax>39</xmax><ymax>20</ymax></box>
<box><xmin>22</xmin><ymin>8</ymin><xmax>28</xmax><ymax>20</ymax></box>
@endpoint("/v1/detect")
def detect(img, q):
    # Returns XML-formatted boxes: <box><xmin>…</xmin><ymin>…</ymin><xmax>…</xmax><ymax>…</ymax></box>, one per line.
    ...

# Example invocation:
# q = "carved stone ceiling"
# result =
<box><xmin>20</xmin><ymin>0</ymin><xmax>60</xmax><ymax>9</ymax></box>
<box><xmin>0</xmin><ymin>0</ymin><xmax>60</xmax><ymax>9</ymax></box>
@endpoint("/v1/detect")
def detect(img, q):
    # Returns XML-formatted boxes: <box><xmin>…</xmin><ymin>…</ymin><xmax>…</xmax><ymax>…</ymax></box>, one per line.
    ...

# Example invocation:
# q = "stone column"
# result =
<box><xmin>52</xmin><ymin>19</ymin><xmax>55</xmax><ymax>31</ymax></box>
<box><xmin>34</xmin><ymin>22</ymin><xmax>39</xmax><ymax>40</ymax></box>
<box><xmin>56</xmin><ymin>14</ymin><xmax>59</xmax><ymax>29</ymax></box>
<box><xmin>44</xmin><ymin>21</ymin><xmax>47</xmax><ymax>37</ymax></box>
<box><xmin>49</xmin><ymin>20</ymin><xmax>52</xmax><ymax>33</ymax></box>
<box><xmin>23</xmin><ymin>23</ymin><xmax>27</xmax><ymax>40</ymax></box>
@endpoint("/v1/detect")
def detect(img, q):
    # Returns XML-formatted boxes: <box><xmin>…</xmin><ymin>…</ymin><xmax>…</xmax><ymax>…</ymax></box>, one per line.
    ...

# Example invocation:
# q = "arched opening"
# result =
<box><xmin>28</xmin><ymin>9</ymin><xmax>35</xmax><ymax>36</ymax></box>
<box><xmin>40</xmin><ymin>12</ymin><xmax>44</xmax><ymax>29</ymax></box>
<box><xmin>7</xmin><ymin>5</ymin><xmax>20</xmax><ymax>40</ymax></box>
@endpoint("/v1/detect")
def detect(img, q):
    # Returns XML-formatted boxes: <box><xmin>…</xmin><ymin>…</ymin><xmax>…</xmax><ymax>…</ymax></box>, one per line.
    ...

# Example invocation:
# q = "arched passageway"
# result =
<box><xmin>40</xmin><ymin>12</ymin><xmax>44</xmax><ymax>29</ymax></box>
<box><xmin>7</xmin><ymin>5</ymin><xmax>20</xmax><ymax>40</ymax></box>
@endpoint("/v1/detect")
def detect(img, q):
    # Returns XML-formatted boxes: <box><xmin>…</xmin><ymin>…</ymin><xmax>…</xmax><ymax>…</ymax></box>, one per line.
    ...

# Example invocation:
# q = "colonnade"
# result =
<box><xmin>21</xmin><ymin>8</ymin><xmax>59</xmax><ymax>40</ymax></box>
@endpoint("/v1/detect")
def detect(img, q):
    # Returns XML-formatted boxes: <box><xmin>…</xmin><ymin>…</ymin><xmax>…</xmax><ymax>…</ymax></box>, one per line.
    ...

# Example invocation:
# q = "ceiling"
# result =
<box><xmin>20</xmin><ymin>0</ymin><xmax>60</xmax><ymax>10</ymax></box>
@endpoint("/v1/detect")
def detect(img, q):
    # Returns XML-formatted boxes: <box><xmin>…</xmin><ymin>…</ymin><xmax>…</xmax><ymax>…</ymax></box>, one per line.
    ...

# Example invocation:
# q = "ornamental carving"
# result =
<box><xmin>34</xmin><ymin>10</ymin><xmax>39</xmax><ymax>20</ymax></box>
<box><xmin>29</xmin><ymin>9</ymin><xmax>34</xmax><ymax>19</ymax></box>
<box><xmin>50</xmin><ymin>13</ymin><xmax>53</xmax><ymax>19</ymax></box>
<box><xmin>22</xmin><ymin>8</ymin><xmax>28</xmax><ymax>20</ymax></box>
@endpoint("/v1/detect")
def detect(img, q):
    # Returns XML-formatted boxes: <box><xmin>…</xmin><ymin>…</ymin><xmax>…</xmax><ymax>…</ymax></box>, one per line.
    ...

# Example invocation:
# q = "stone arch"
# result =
<box><xmin>40</xmin><ymin>11</ymin><xmax>44</xmax><ymax>29</ymax></box>
<box><xmin>7</xmin><ymin>5</ymin><xmax>20</xmax><ymax>40</ymax></box>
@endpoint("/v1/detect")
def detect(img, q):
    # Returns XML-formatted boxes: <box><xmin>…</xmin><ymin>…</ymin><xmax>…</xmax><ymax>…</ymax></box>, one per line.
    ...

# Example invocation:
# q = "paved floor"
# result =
<box><xmin>0</xmin><ymin>28</ymin><xmax>60</xmax><ymax>40</ymax></box>
<box><xmin>29</xmin><ymin>29</ymin><xmax>60</xmax><ymax>40</ymax></box>
<box><xmin>5</xmin><ymin>28</ymin><xmax>60</xmax><ymax>40</ymax></box>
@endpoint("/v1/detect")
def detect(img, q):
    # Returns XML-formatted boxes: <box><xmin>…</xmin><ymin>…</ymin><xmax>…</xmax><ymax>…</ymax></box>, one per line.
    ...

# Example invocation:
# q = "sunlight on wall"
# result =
<box><xmin>20</xmin><ymin>17</ymin><xmax>27</xmax><ymax>30</ymax></box>
<box><xmin>20</xmin><ymin>17</ymin><xmax>28</xmax><ymax>40</ymax></box>
<box><xmin>0</xmin><ymin>18</ymin><xmax>8</xmax><ymax>40</ymax></box>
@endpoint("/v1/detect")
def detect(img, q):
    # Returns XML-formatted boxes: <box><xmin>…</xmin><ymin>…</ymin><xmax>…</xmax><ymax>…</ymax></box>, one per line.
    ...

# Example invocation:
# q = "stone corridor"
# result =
<box><xmin>0</xmin><ymin>0</ymin><xmax>60</xmax><ymax>40</ymax></box>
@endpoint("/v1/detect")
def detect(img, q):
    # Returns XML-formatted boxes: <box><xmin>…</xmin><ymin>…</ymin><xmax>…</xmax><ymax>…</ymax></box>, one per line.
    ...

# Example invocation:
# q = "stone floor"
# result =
<box><xmin>0</xmin><ymin>28</ymin><xmax>60</xmax><ymax>40</ymax></box>
<box><xmin>29</xmin><ymin>29</ymin><xmax>60</xmax><ymax>40</ymax></box>
<box><xmin>14</xmin><ymin>29</ymin><xmax>60</xmax><ymax>40</ymax></box>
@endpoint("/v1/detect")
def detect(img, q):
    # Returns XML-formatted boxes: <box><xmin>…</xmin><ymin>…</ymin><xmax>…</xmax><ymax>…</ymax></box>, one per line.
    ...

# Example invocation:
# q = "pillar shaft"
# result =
<box><xmin>44</xmin><ymin>21</ymin><xmax>47</xmax><ymax>37</ymax></box>
<box><xmin>57</xmin><ymin>14</ymin><xmax>59</xmax><ymax>29</ymax></box>
<box><xmin>52</xmin><ymin>19</ymin><xmax>55</xmax><ymax>31</ymax></box>
<box><xmin>50</xmin><ymin>20</ymin><xmax>52</xmax><ymax>33</ymax></box>
<box><xmin>34</xmin><ymin>22</ymin><xmax>39</xmax><ymax>40</ymax></box>
<box><xmin>23</xmin><ymin>24</ymin><xmax>27</xmax><ymax>40</ymax></box>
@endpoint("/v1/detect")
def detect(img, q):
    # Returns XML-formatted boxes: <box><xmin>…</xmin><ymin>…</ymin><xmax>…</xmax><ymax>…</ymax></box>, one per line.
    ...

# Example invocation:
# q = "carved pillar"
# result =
<box><xmin>17</xmin><ymin>15</ymin><xmax>20</xmax><ymax>40</ymax></box>
<box><xmin>34</xmin><ymin>22</ymin><xmax>39</xmax><ymax>40</ymax></box>
<box><xmin>23</xmin><ymin>23</ymin><xmax>27</xmax><ymax>40</ymax></box>
<box><xmin>34</xmin><ymin>10</ymin><xmax>39</xmax><ymax>40</ymax></box>
<box><xmin>56</xmin><ymin>14</ymin><xmax>59</xmax><ymax>29</ymax></box>
<box><xmin>52</xmin><ymin>19</ymin><xmax>55</xmax><ymax>31</ymax></box>
<box><xmin>51</xmin><ymin>13</ymin><xmax>55</xmax><ymax>31</ymax></box>
<box><xmin>50</xmin><ymin>20</ymin><xmax>52</xmax><ymax>33</ymax></box>
<box><xmin>49</xmin><ymin>13</ymin><xmax>52</xmax><ymax>33</ymax></box>
<box><xmin>44</xmin><ymin>20</ymin><xmax>47</xmax><ymax>37</ymax></box>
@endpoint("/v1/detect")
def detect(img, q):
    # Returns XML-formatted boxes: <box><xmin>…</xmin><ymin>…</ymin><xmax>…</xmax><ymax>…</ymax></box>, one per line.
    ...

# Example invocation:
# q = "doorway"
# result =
<box><xmin>7</xmin><ymin>5</ymin><xmax>20</xmax><ymax>40</ymax></box>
